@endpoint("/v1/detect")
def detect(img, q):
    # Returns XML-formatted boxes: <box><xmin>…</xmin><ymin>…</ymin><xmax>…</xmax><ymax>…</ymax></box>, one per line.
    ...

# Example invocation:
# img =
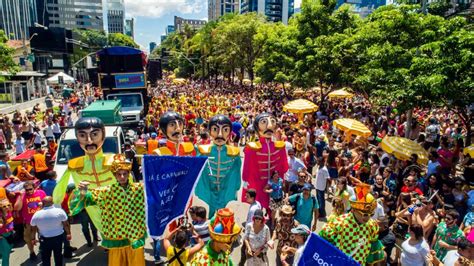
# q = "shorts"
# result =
<box><xmin>270</xmin><ymin>197</ymin><xmax>284</xmax><ymax>211</ymax></box>
<box><xmin>328</xmin><ymin>167</ymin><xmax>338</xmax><ymax>179</ymax></box>
<box><xmin>24</xmin><ymin>224</ymin><xmax>33</xmax><ymax>243</ymax></box>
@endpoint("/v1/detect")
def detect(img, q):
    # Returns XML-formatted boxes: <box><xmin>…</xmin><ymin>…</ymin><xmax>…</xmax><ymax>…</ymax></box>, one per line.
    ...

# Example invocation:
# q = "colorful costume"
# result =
<box><xmin>190</xmin><ymin>208</ymin><xmax>241</xmax><ymax>266</ymax></box>
<box><xmin>320</xmin><ymin>184</ymin><xmax>385</xmax><ymax>265</ymax></box>
<box><xmin>196</xmin><ymin>144</ymin><xmax>241</xmax><ymax>216</ymax></box>
<box><xmin>53</xmin><ymin>151</ymin><xmax>115</xmax><ymax>232</ymax></box>
<box><xmin>69</xmin><ymin>154</ymin><xmax>146</xmax><ymax>266</ymax></box>
<box><xmin>153</xmin><ymin>140</ymin><xmax>195</xmax><ymax>156</ymax></box>
<box><xmin>242</xmin><ymin>136</ymin><xmax>288</xmax><ymax>211</ymax></box>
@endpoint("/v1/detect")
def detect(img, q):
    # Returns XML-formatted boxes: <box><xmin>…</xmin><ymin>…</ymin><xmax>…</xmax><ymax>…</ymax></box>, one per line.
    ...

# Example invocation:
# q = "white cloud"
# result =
<box><xmin>294</xmin><ymin>0</ymin><xmax>302</xmax><ymax>9</ymax></box>
<box><xmin>125</xmin><ymin>0</ymin><xmax>206</xmax><ymax>18</ymax></box>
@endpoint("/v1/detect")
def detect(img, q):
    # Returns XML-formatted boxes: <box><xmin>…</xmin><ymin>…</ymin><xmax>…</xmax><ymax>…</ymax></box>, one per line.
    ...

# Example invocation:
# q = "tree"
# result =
<box><xmin>254</xmin><ymin>21</ymin><xmax>298</xmax><ymax>87</ymax></box>
<box><xmin>107</xmin><ymin>33</ymin><xmax>139</xmax><ymax>48</ymax></box>
<box><xmin>0</xmin><ymin>30</ymin><xmax>20</xmax><ymax>82</ymax></box>
<box><xmin>73</xmin><ymin>29</ymin><xmax>107</xmax><ymax>49</ymax></box>
<box><xmin>292</xmin><ymin>0</ymin><xmax>359</xmax><ymax>103</ymax></box>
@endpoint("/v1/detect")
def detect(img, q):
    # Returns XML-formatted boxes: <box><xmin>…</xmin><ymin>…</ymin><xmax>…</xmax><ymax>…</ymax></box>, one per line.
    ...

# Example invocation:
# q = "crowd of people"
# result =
<box><xmin>0</xmin><ymin>76</ymin><xmax>472</xmax><ymax>266</ymax></box>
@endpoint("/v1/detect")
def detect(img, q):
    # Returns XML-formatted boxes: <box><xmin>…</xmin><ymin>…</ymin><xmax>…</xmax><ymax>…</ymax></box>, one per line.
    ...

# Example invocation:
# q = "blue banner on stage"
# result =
<box><xmin>143</xmin><ymin>155</ymin><xmax>208</xmax><ymax>237</ymax></box>
<box><xmin>298</xmin><ymin>233</ymin><xmax>360</xmax><ymax>266</ymax></box>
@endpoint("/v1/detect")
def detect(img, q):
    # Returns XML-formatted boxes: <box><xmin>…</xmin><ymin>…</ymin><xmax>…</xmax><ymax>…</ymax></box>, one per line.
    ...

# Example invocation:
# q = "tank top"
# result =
<box><xmin>33</xmin><ymin>153</ymin><xmax>48</xmax><ymax>173</ymax></box>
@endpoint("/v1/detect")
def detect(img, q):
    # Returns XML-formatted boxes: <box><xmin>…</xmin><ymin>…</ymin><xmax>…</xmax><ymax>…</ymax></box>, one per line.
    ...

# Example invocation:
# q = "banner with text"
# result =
<box><xmin>143</xmin><ymin>155</ymin><xmax>208</xmax><ymax>237</ymax></box>
<box><xmin>298</xmin><ymin>233</ymin><xmax>360</xmax><ymax>266</ymax></box>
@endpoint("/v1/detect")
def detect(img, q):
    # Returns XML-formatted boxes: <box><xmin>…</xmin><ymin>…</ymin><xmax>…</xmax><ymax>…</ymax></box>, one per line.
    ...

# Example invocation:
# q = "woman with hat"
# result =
<box><xmin>271</xmin><ymin>205</ymin><xmax>299</xmax><ymax>266</ymax></box>
<box><xmin>243</xmin><ymin>209</ymin><xmax>272</xmax><ymax>265</ymax></box>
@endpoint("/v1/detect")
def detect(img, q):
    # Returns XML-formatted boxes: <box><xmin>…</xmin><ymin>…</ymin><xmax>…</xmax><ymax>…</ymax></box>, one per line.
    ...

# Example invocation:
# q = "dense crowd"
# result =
<box><xmin>0</xmin><ymin>77</ymin><xmax>472</xmax><ymax>266</ymax></box>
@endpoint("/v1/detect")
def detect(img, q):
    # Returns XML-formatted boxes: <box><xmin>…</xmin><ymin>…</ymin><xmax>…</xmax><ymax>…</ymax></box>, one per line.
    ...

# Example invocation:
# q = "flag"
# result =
<box><xmin>143</xmin><ymin>155</ymin><xmax>208</xmax><ymax>237</ymax></box>
<box><xmin>298</xmin><ymin>233</ymin><xmax>360</xmax><ymax>266</ymax></box>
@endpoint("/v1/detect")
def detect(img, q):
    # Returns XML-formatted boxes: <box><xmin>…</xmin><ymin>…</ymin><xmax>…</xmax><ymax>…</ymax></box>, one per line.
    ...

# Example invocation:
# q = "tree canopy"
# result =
<box><xmin>0</xmin><ymin>30</ymin><xmax>20</xmax><ymax>82</ymax></box>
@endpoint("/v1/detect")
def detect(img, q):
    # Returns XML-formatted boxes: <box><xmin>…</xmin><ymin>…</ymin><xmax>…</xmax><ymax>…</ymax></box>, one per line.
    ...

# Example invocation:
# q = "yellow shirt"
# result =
<box><xmin>166</xmin><ymin>246</ymin><xmax>189</xmax><ymax>266</ymax></box>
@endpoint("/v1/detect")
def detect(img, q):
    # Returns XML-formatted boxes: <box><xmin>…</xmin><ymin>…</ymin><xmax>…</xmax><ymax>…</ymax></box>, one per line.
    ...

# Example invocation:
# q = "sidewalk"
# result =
<box><xmin>0</xmin><ymin>97</ymin><xmax>47</xmax><ymax>115</ymax></box>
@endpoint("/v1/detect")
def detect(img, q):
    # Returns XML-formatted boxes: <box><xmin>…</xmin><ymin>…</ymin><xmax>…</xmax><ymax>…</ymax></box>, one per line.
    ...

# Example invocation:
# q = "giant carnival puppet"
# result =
<box><xmin>190</xmin><ymin>208</ymin><xmax>241</xmax><ymax>266</ymax></box>
<box><xmin>241</xmin><ymin>112</ymin><xmax>288</xmax><ymax>213</ymax></box>
<box><xmin>69</xmin><ymin>154</ymin><xmax>146</xmax><ymax>266</ymax></box>
<box><xmin>53</xmin><ymin>117</ymin><xmax>118</xmax><ymax>232</ymax></box>
<box><xmin>152</xmin><ymin>111</ymin><xmax>196</xmax><ymax>156</ymax></box>
<box><xmin>195</xmin><ymin>115</ymin><xmax>241</xmax><ymax>216</ymax></box>
<box><xmin>319</xmin><ymin>184</ymin><xmax>385</xmax><ymax>265</ymax></box>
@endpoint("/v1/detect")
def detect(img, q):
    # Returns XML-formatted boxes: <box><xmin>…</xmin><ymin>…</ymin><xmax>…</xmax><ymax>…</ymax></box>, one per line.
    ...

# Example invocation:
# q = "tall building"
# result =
<box><xmin>240</xmin><ymin>0</ymin><xmax>295</xmax><ymax>24</ymax></box>
<box><xmin>106</xmin><ymin>0</ymin><xmax>125</xmax><ymax>33</ymax></box>
<box><xmin>149</xmin><ymin>42</ymin><xmax>156</xmax><ymax>53</ymax></box>
<box><xmin>36</xmin><ymin>0</ymin><xmax>103</xmax><ymax>31</ymax></box>
<box><xmin>0</xmin><ymin>0</ymin><xmax>38</xmax><ymax>40</ymax></box>
<box><xmin>209</xmin><ymin>0</ymin><xmax>239</xmax><ymax>20</ymax></box>
<box><xmin>166</xmin><ymin>25</ymin><xmax>175</xmax><ymax>35</ymax></box>
<box><xmin>125</xmin><ymin>18</ymin><xmax>134</xmax><ymax>39</ymax></box>
<box><xmin>174</xmin><ymin>16</ymin><xmax>206</xmax><ymax>32</ymax></box>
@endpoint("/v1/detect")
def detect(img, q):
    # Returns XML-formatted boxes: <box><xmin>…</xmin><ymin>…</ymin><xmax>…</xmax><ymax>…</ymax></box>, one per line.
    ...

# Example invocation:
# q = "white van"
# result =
<box><xmin>54</xmin><ymin>126</ymin><xmax>126</xmax><ymax>182</ymax></box>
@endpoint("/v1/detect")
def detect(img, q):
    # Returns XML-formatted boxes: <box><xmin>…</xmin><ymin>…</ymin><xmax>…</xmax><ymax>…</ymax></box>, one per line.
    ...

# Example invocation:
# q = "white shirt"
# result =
<box><xmin>285</xmin><ymin>157</ymin><xmax>306</xmax><ymax>183</ymax></box>
<box><xmin>246</xmin><ymin>201</ymin><xmax>262</xmax><ymax>224</ymax></box>
<box><xmin>400</xmin><ymin>239</ymin><xmax>430</xmax><ymax>266</ymax></box>
<box><xmin>443</xmin><ymin>250</ymin><xmax>460</xmax><ymax>266</ymax></box>
<box><xmin>52</xmin><ymin>123</ymin><xmax>61</xmax><ymax>134</ymax></box>
<box><xmin>45</xmin><ymin>125</ymin><xmax>54</xmax><ymax>137</ymax></box>
<box><xmin>314</xmin><ymin>166</ymin><xmax>330</xmax><ymax>191</ymax></box>
<box><xmin>372</xmin><ymin>201</ymin><xmax>386</xmax><ymax>220</ymax></box>
<box><xmin>15</xmin><ymin>138</ymin><xmax>25</xmax><ymax>154</ymax></box>
<box><xmin>30</xmin><ymin>206</ymin><xmax>67</xmax><ymax>237</ymax></box>
<box><xmin>33</xmin><ymin>132</ymin><xmax>42</xmax><ymax>144</ymax></box>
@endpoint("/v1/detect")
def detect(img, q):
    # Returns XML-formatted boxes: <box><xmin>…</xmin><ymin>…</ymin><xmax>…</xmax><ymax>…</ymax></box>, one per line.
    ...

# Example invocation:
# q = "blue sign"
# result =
<box><xmin>114</xmin><ymin>73</ymin><xmax>145</xmax><ymax>89</ymax></box>
<box><xmin>298</xmin><ymin>233</ymin><xmax>360</xmax><ymax>266</ymax></box>
<box><xmin>143</xmin><ymin>155</ymin><xmax>208</xmax><ymax>237</ymax></box>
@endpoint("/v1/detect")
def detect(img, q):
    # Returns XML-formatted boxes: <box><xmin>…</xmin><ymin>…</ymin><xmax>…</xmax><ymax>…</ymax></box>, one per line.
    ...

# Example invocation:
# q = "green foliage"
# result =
<box><xmin>73</xmin><ymin>29</ymin><xmax>107</xmax><ymax>49</ymax></box>
<box><xmin>0</xmin><ymin>30</ymin><xmax>20</xmax><ymax>82</ymax></box>
<box><xmin>107</xmin><ymin>33</ymin><xmax>139</xmax><ymax>48</ymax></box>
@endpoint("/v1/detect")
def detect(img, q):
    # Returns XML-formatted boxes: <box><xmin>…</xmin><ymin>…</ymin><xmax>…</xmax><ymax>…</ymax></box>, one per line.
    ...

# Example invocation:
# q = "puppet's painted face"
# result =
<box><xmin>210</xmin><ymin>124</ymin><xmax>231</xmax><ymax>146</ymax></box>
<box><xmin>257</xmin><ymin>116</ymin><xmax>277</xmax><ymax>139</ymax></box>
<box><xmin>76</xmin><ymin>127</ymin><xmax>104</xmax><ymax>155</ymax></box>
<box><xmin>166</xmin><ymin>119</ymin><xmax>184</xmax><ymax>142</ymax></box>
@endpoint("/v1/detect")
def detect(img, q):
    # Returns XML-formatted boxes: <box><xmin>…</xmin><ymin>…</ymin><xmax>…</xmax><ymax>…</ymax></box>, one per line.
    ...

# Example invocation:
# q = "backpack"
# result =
<box><xmin>290</xmin><ymin>193</ymin><xmax>317</xmax><ymax>216</ymax></box>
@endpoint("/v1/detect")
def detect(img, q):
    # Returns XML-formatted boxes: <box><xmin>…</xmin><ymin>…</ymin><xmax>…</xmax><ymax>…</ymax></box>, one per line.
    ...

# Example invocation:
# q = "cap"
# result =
<box><xmin>253</xmin><ymin>209</ymin><xmax>264</xmax><ymax>219</ymax></box>
<box><xmin>302</xmin><ymin>183</ymin><xmax>313</xmax><ymax>191</ymax></box>
<box><xmin>151</xmin><ymin>132</ymin><xmax>157</xmax><ymax>138</ymax></box>
<box><xmin>291</xmin><ymin>224</ymin><xmax>311</xmax><ymax>236</ymax></box>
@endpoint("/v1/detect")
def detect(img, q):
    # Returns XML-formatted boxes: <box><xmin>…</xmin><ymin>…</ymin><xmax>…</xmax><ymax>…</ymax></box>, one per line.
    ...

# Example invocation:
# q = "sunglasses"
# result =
<box><xmin>254</xmin><ymin>217</ymin><xmax>263</xmax><ymax>221</ymax></box>
<box><xmin>354</xmin><ymin>209</ymin><xmax>374</xmax><ymax>218</ymax></box>
<box><xmin>25</xmin><ymin>188</ymin><xmax>34</xmax><ymax>192</ymax></box>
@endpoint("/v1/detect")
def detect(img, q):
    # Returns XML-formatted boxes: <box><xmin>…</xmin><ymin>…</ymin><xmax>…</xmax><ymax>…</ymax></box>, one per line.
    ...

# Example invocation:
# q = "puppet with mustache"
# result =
<box><xmin>195</xmin><ymin>114</ymin><xmax>242</xmax><ymax>216</ymax></box>
<box><xmin>241</xmin><ymin>112</ymin><xmax>289</xmax><ymax>215</ymax></box>
<box><xmin>53</xmin><ymin>117</ymin><xmax>120</xmax><ymax>239</ymax></box>
<box><xmin>152</xmin><ymin>111</ymin><xmax>196</xmax><ymax>156</ymax></box>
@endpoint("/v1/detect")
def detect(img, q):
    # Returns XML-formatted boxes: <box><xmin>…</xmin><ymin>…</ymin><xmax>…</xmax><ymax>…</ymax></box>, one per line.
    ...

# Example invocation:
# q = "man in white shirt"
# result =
<box><xmin>30</xmin><ymin>196</ymin><xmax>71</xmax><ymax>266</ymax></box>
<box><xmin>440</xmin><ymin>238</ymin><xmax>473</xmax><ymax>266</ymax></box>
<box><xmin>314</xmin><ymin>159</ymin><xmax>330</xmax><ymax>218</ymax></box>
<box><xmin>245</xmin><ymin>188</ymin><xmax>262</xmax><ymax>224</ymax></box>
<box><xmin>285</xmin><ymin>149</ymin><xmax>306</xmax><ymax>192</ymax></box>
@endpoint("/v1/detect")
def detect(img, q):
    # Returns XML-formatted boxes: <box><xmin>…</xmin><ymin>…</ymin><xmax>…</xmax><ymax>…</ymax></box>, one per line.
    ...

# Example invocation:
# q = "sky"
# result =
<box><xmin>125</xmin><ymin>0</ymin><xmax>303</xmax><ymax>52</ymax></box>
<box><xmin>125</xmin><ymin>0</ymin><xmax>208</xmax><ymax>52</ymax></box>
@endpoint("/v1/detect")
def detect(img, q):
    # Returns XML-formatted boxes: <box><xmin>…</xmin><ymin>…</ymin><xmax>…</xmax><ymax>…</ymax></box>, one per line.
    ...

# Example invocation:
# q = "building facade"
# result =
<box><xmin>240</xmin><ymin>0</ymin><xmax>294</xmax><ymax>24</ymax></box>
<box><xmin>149</xmin><ymin>42</ymin><xmax>157</xmax><ymax>53</ymax></box>
<box><xmin>174</xmin><ymin>16</ymin><xmax>206</xmax><ymax>33</ymax></box>
<box><xmin>209</xmin><ymin>0</ymin><xmax>240</xmax><ymax>20</ymax></box>
<box><xmin>37</xmin><ymin>0</ymin><xmax>103</xmax><ymax>31</ymax></box>
<box><xmin>106</xmin><ymin>0</ymin><xmax>125</xmax><ymax>33</ymax></box>
<box><xmin>0</xmin><ymin>0</ymin><xmax>38</xmax><ymax>40</ymax></box>
<box><xmin>125</xmin><ymin>18</ymin><xmax>134</xmax><ymax>39</ymax></box>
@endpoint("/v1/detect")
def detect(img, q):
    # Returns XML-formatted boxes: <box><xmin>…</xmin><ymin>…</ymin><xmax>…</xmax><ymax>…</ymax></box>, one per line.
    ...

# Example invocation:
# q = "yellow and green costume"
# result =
<box><xmin>53</xmin><ymin>151</ymin><xmax>116</xmax><ymax>232</ymax></box>
<box><xmin>69</xmin><ymin>182</ymin><xmax>147</xmax><ymax>266</ymax></box>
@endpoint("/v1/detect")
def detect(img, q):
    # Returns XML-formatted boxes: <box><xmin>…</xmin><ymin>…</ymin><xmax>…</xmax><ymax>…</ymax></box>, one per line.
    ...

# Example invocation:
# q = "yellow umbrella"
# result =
<box><xmin>381</xmin><ymin>136</ymin><xmax>429</xmax><ymax>165</ymax></box>
<box><xmin>168</xmin><ymin>74</ymin><xmax>176</xmax><ymax>79</ymax></box>
<box><xmin>172</xmin><ymin>78</ymin><xmax>187</xmax><ymax>85</ymax></box>
<box><xmin>328</xmin><ymin>89</ymin><xmax>354</xmax><ymax>99</ymax></box>
<box><xmin>333</xmin><ymin>118</ymin><xmax>372</xmax><ymax>139</ymax></box>
<box><xmin>283</xmin><ymin>99</ymin><xmax>318</xmax><ymax>114</ymax></box>
<box><xmin>464</xmin><ymin>145</ymin><xmax>474</xmax><ymax>158</ymax></box>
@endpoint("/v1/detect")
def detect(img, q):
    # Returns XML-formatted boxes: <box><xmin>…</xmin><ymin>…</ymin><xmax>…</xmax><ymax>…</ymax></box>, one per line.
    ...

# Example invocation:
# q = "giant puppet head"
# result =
<box><xmin>349</xmin><ymin>183</ymin><xmax>377</xmax><ymax>224</ymax></box>
<box><xmin>208</xmin><ymin>115</ymin><xmax>232</xmax><ymax>146</ymax></box>
<box><xmin>254</xmin><ymin>112</ymin><xmax>277</xmax><ymax>139</ymax></box>
<box><xmin>75</xmin><ymin>117</ymin><xmax>106</xmax><ymax>155</ymax></box>
<box><xmin>159</xmin><ymin>111</ymin><xmax>185</xmax><ymax>143</ymax></box>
